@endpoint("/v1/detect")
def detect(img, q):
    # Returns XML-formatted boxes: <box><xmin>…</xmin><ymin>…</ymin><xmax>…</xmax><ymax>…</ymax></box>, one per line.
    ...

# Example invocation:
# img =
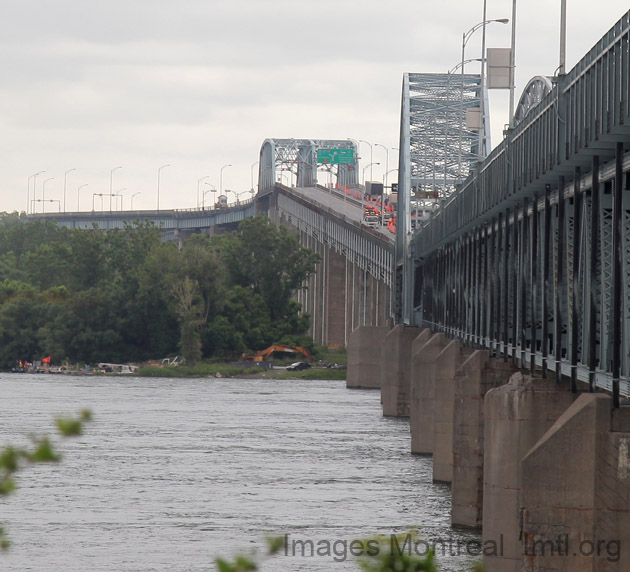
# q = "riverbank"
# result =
<box><xmin>137</xmin><ymin>363</ymin><xmax>347</xmax><ymax>380</ymax></box>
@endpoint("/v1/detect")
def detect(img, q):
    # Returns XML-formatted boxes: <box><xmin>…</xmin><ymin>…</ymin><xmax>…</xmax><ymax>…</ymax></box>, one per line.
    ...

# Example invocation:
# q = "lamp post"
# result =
<box><xmin>202</xmin><ymin>189</ymin><xmax>212</xmax><ymax>209</ymax></box>
<box><xmin>116</xmin><ymin>188</ymin><xmax>126</xmax><ymax>210</ymax></box>
<box><xmin>42</xmin><ymin>178</ymin><xmax>54</xmax><ymax>212</ymax></box>
<box><xmin>220</xmin><ymin>164</ymin><xmax>232</xmax><ymax>195</ymax></box>
<box><xmin>77</xmin><ymin>184</ymin><xmax>88</xmax><ymax>211</ymax></box>
<box><xmin>63</xmin><ymin>168</ymin><xmax>76</xmax><ymax>213</ymax></box>
<box><xmin>197</xmin><ymin>176</ymin><xmax>209</xmax><ymax>208</ymax></box>
<box><xmin>202</xmin><ymin>182</ymin><xmax>216</xmax><ymax>209</ymax></box>
<box><xmin>362</xmin><ymin>162</ymin><xmax>380</xmax><ymax>185</ymax></box>
<box><xmin>250</xmin><ymin>161</ymin><xmax>259</xmax><ymax>194</ymax></box>
<box><xmin>458</xmin><ymin>16</ymin><xmax>508</xmax><ymax>174</ymax></box>
<box><xmin>131</xmin><ymin>192</ymin><xmax>141</xmax><ymax>210</ymax></box>
<box><xmin>157</xmin><ymin>164</ymin><xmax>170</xmax><ymax>211</ymax></box>
<box><xmin>110</xmin><ymin>166</ymin><xmax>122</xmax><ymax>212</ymax></box>
<box><xmin>28</xmin><ymin>170</ymin><xmax>45</xmax><ymax>214</ymax></box>
<box><xmin>375</xmin><ymin>144</ymin><xmax>389</xmax><ymax>190</ymax></box>
<box><xmin>359</xmin><ymin>140</ymin><xmax>373</xmax><ymax>183</ymax></box>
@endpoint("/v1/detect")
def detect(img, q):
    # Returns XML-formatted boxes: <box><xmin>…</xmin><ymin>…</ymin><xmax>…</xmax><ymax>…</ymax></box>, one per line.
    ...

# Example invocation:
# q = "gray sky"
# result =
<box><xmin>1</xmin><ymin>1</ymin><xmax>626</xmax><ymax>213</ymax></box>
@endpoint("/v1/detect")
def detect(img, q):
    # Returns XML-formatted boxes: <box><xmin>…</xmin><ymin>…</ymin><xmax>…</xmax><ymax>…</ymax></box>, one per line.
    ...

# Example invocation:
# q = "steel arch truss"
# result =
<box><xmin>407</xmin><ymin>73</ymin><xmax>484</xmax><ymax>194</ymax></box>
<box><xmin>258</xmin><ymin>139</ymin><xmax>358</xmax><ymax>193</ymax></box>
<box><xmin>513</xmin><ymin>76</ymin><xmax>553</xmax><ymax>126</ymax></box>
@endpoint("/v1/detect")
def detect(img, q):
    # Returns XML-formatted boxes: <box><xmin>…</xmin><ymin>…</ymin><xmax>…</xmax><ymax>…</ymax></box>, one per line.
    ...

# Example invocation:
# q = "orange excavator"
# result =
<box><xmin>242</xmin><ymin>344</ymin><xmax>314</xmax><ymax>363</ymax></box>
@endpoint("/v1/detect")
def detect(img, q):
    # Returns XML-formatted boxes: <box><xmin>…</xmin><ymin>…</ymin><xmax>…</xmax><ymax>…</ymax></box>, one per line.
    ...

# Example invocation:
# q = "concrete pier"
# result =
<box><xmin>380</xmin><ymin>324</ymin><xmax>419</xmax><ymax>417</ymax></box>
<box><xmin>482</xmin><ymin>374</ymin><xmax>576</xmax><ymax>572</ymax></box>
<box><xmin>410</xmin><ymin>332</ymin><xmax>445</xmax><ymax>454</ymax></box>
<box><xmin>451</xmin><ymin>351</ymin><xmax>517</xmax><ymax>528</ymax></box>
<box><xmin>346</xmin><ymin>325</ymin><xmax>390</xmax><ymax>389</ymax></box>
<box><xmin>520</xmin><ymin>394</ymin><xmax>630</xmax><ymax>571</ymax></box>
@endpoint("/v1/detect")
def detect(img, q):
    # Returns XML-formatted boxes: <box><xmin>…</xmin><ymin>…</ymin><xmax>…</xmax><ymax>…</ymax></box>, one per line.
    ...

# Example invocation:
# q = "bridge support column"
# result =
<box><xmin>519</xmin><ymin>394</ymin><xmax>630</xmax><ymax>571</ymax></box>
<box><xmin>432</xmin><ymin>339</ymin><xmax>472</xmax><ymax>484</ymax></box>
<box><xmin>346</xmin><ymin>326</ymin><xmax>390</xmax><ymax>389</ymax></box>
<box><xmin>482</xmin><ymin>373</ymin><xmax>576</xmax><ymax>572</ymax></box>
<box><xmin>380</xmin><ymin>324</ymin><xmax>419</xmax><ymax>417</ymax></box>
<box><xmin>451</xmin><ymin>351</ymin><xmax>517</xmax><ymax>528</ymax></box>
<box><xmin>410</xmin><ymin>332</ymin><xmax>446</xmax><ymax>454</ymax></box>
<box><xmin>325</xmin><ymin>248</ymin><xmax>347</xmax><ymax>348</ymax></box>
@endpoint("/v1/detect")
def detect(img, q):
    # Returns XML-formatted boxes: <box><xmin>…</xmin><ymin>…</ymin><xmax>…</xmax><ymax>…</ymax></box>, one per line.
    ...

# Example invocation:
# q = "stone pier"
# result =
<box><xmin>380</xmin><ymin>324</ymin><xmax>419</xmax><ymax>417</ymax></box>
<box><xmin>346</xmin><ymin>325</ymin><xmax>390</xmax><ymax>389</ymax></box>
<box><xmin>409</xmin><ymin>332</ymin><xmax>445</xmax><ymax>454</ymax></box>
<box><xmin>482</xmin><ymin>374</ymin><xmax>577</xmax><ymax>572</ymax></box>
<box><xmin>451</xmin><ymin>351</ymin><xmax>517</xmax><ymax>528</ymax></box>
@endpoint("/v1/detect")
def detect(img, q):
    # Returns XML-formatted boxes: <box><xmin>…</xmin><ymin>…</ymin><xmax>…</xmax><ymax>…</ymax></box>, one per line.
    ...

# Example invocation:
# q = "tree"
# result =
<box><xmin>172</xmin><ymin>276</ymin><xmax>204</xmax><ymax>364</ymax></box>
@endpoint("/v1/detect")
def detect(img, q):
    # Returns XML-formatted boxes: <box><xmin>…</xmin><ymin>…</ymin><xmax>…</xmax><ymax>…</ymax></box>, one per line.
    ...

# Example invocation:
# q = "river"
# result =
<box><xmin>0</xmin><ymin>374</ymin><xmax>480</xmax><ymax>572</ymax></box>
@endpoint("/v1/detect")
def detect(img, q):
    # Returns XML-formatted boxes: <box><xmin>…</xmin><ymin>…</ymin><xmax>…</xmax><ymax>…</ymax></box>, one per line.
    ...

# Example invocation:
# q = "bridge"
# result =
<box><xmin>23</xmin><ymin>10</ymin><xmax>630</xmax><ymax>569</ymax></box>
<box><xmin>348</xmin><ymin>10</ymin><xmax>630</xmax><ymax>572</ymax></box>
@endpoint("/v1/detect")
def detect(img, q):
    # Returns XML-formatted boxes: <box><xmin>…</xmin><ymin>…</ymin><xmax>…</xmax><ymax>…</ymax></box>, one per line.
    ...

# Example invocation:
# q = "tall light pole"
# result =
<box><xmin>559</xmin><ymin>0</ymin><xmax>566</xmax><ymax>75</ymax></box>
<box><xmin>375</xmin><ymin>144</ymin><xmax>389</xmax><ymax>191</ymax></box>
<box><xmin>250</xmin><ymin>161</ymin><xmax>259</xmax><ymax>194</ymax></box>
<box><xmin>157</xmin><ymin>164</ymin><xmax>170</xmax><ymax>211</ymax></box>
<box><xmin>197</xmin><ymin>175</ymin><xmax>209</xmax><ymax>208</ymax></box>
<box><xmin>110</xmin><ymin>166</ymin><xmax>122</xmax><ymax>212</ymax></box>
<box><xmin>220</xmin><ymin>164</ymin><xmax>232</xmax><ymax>195</ymax></box>
<box><xmin>63</xmin><ymin>168</ymin><xmax>76</xmax><ymax>213</ymax></box>
<box><xmin>28</xmin><ymin>170</ymin><xmax>45</xmax><ymax>214</ymax></box>
<box><xmin>77</xmin><ymin>184</ymin><xmax>88</xmax><ymax>211</ymax></box>
<box><xmin>203</xmin><ymin>182</ymin><xmax>216</xmax><ymax>209</ymax></box>
<box><xmin>458</xmin><ymin>16</ymin><xmax>509</xmax><ymax>174</ymax></box>
<box><xmin>116</xmin><ymin>188</ymin><xmax>126</xmax><ymax>210</ymax></box>
<box><xmin>42</xmin><ymin>178</ymin><xmax>54</xmax><ymax>212</ymax></box>
<box><xmin>508</xmin><ymin>0</ymin><xmax>517</xmax><ymax>128</ymax></box>
<box><xmin>359</xmin><ymin>140</ymin><xmax>373</xmax><ymax>183</ymax></box>
<box><xmin>362</xmin><ymin>162</ymin><xmax>380</xmax><ymax>185</ymax></box>
<box><xmin>131</xmin><ymin>192</ymin><xmax>141</xmax><ymax>210</ymax></box>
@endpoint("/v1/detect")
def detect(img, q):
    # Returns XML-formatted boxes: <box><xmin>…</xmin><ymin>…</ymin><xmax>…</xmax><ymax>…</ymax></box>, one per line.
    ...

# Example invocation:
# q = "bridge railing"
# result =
<box><xmin>416</xmin><ymin>9</ymin><xmax>630</xmax><ymax>257</ymax></box>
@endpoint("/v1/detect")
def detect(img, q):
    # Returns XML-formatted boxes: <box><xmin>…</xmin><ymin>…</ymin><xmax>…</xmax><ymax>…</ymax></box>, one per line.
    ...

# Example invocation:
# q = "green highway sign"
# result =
<box><xmin>317</xmin><ymin>148</ymin><xmax>355</xmax><ymax>165</ymax></box>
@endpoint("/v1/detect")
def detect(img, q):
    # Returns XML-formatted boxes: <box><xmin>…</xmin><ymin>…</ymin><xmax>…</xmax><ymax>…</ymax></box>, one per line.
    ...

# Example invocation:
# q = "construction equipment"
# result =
<box><xmin>242</xmin><ymin>345</ymin><xmax>314</xmax><ymax>363</ymax></box>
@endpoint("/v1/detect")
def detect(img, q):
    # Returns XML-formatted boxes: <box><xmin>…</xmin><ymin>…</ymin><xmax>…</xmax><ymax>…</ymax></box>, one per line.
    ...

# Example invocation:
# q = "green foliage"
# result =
<box><xmin>214</xmin><ymin>536</ymin><xmax>285</xmax><ymax>572</ymax></box>
<box><xmin>0</xmin><ymin>214</ymin><xmax>319</xmax><ymax>367</ymax></box>
<box><xmin>0</xmin><ymin>410</ymin><xmax>92</xmax><ymax>551</ymax></box>
<box><xmin>357</xmin><ymin>533</ymin><xmax>438</xmax><ymax>572</ymax></box>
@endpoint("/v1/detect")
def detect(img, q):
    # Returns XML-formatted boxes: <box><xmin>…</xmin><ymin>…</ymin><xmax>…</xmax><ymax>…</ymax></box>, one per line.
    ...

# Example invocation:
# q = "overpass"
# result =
<box><xmin>348</xmin><ymin>10</ymin><xmax>630</xmax><ymax>572</ymax></box>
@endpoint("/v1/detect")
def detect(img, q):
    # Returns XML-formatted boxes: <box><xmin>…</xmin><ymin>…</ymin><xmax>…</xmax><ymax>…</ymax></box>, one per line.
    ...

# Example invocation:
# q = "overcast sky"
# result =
<box><xmin>1</xmin><ymin>1</ymin><xmax>626</xmax><ymax>214</ymax></box>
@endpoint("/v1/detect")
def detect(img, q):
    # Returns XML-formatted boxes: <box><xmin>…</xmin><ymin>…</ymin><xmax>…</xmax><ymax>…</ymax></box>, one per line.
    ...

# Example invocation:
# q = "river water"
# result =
<box><xmin>0</xmin><ymin>374</ymin><xmax>480</xmax><ymax>572</ymax></box>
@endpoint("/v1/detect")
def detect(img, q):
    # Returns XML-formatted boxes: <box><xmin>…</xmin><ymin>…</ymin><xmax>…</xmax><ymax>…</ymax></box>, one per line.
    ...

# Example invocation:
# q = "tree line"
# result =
<box><xmin>0</xmin><ymin>213</ymin><xmax>320</xmax><ymax>368</ymax></box>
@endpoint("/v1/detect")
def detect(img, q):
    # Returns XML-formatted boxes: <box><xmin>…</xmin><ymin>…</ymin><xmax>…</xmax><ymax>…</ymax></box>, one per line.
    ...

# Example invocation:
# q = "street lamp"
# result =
<box><xmin>77</xmin><ymin>184</ymin><xmax>88</xmax><ymax>211</ymax></box>
<box><xmin>131</xmin><ymin>192</ymin><xmax>141</xmax><ymax>210</ymax></box>
<box><xmin>42</xmin><ymin>178</ymin><xmax>54</xmax><ymax>212</ymax></box>
<box><xmin>116</xmin><ymin>188</ymin><xmax>126</xmax><ymax>210</ymax></box>
<box><xmin>359</xmin><ymin>140</ymin><xmax>373</xmax><ymax>183</ymax></box>
<box><xmin>28</xmin><ymin>170</ymin><xmax>45</xmax><ymax>214</ymax></box>
<box><xmin>197</xmin><ymin>176</ymin><xmax>209</xmax><ymax>208</ymax></box>
<box><xmin>362</xmin><ymin>163</ymin><xmax>380</xmax><ymax>185</ymax></box>
<box><xmin>157</xmin><ymin>164</ymin><xmax>170</xmax><ymax>211</ymax></box>
<box><xmin>375</xmin><ymin>144</ymin><xmax>390</xmax><ymax>190</ymax></box>
<box><xmin>458</xmin><ymin>14</ymin><xmax>509</xmax><ymax>172</ymax></box>
<box><xmin>250</xmin><ymin>161</ymin><xmax>259</xmax><ymax>194</ymax></box>
<box><xmin>63</xmin><ymin>168</ymin><xmax>76</xmax><ymax>213</ymax></box>
<box><xmin>110</xmin><ymin>166</ymin><xmax>122</xmax><ymax>212</ymax></box>
<box><xmin>220</xmin><ymin>164</ymin><xmax>232</xmax><ymax>195</ymax></box>
<box><xmin>202</xmin><ymin>182</ymin><xmax>216</xmax><ymax>209</ymax></box>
